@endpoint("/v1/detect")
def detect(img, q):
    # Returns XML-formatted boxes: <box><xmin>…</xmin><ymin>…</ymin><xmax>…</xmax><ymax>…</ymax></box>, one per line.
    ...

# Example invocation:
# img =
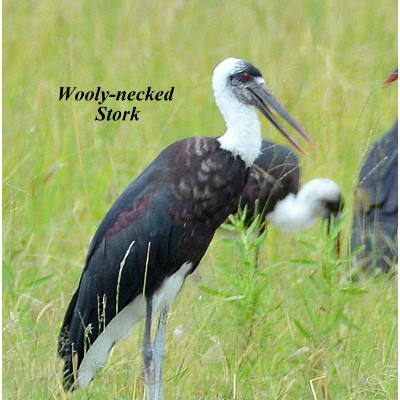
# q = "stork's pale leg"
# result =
<box><xmin>153</xmin><ymin>307</ymin><xmax>169</xmax><ymax>400</ymax></box>
<box><xmin>143</xmin><ymin>298</ymin><xmax>155</xmax><ymax>400</ymax></box>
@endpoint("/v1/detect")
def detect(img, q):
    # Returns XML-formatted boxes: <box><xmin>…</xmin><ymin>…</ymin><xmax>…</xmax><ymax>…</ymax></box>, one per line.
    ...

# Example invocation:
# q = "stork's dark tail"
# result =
<box><xmin>58</xmin><ymin>289</ymin><xmax>79</xmax><ymax>391</ymax></box>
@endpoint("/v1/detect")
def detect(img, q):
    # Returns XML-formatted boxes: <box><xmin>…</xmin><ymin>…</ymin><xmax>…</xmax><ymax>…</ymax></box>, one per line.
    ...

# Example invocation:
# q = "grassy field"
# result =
<box><xmin>3</xmin><ymin>0</ymin><xmax>397</xmax><ymax>399</ymax></box>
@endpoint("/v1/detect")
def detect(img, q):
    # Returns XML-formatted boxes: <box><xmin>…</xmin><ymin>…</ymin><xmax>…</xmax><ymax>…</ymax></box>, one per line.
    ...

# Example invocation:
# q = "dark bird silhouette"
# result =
<box><xmin>57</xmin><ymin>58</ymin><xmax>313</xmax><ymax>398</ymax></box>
<box><xmin>351</xmin><ymin>67</ymin><xmax>398</xmax><ymax>274</ymax></box>
<box><xmin>351</xmin><ymin>122</ymin><xmax>398</xmax><ymax>273</ymax></box>
<box><xmin>238</xmin><ymin>140</ymin><xmax>343</xmax><ymax>233</ymax></box>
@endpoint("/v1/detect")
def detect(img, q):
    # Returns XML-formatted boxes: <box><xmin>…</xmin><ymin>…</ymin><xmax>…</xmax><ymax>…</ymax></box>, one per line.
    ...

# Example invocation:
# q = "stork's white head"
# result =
<box><xmin>212</xmin><ymin>58</ymin><xmax>266</xmax><ymax>111</ymax></box>
<box><xmin>212</xmin><ymin>58</ymin><xmax>313</xmax><ymax>166</ymax></box>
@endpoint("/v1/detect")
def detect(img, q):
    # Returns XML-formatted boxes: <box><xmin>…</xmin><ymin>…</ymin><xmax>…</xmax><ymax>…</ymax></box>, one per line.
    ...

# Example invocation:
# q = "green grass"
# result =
<box><xmin>3</xmin><ymin>0</ymin><xmax>397</xmax><ymax>399</ymax></box>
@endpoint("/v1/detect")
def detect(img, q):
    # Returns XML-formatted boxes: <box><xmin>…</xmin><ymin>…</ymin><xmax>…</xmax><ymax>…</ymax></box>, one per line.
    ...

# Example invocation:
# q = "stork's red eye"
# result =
<box><xmin>241</xmin><ymin>72</ymin><xmax>251</xmax><ymax>81</ymax></box>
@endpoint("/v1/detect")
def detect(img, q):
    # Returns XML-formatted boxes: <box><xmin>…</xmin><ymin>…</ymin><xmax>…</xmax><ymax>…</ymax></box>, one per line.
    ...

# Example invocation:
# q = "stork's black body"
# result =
<box><xmin>239</xmin><ymin>140</ymin><xmax>300</xmax><ymax>224</ymax></box>
<box><xmin>351</xmin><ymin>122</ymin><xmax>398</xmax><ymax>272</ymax></box>
<box><xmin>58</xmin><ymin>137</ymin><xmax>247</xmax><ymax>388</ymax></box>
<box><xmin>58</xmin><ymin>58</ymin><xmax>312</xmax><ymax>397</ymax></box>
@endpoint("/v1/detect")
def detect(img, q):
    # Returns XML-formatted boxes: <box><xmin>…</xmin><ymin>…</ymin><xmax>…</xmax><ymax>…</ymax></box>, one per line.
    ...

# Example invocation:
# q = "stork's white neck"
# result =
<box><xmin>212</xmin><ymin>59</ymin><xmax>262</xmax><ymax>167</ymax></box>
<box><xmin>217</xmin><ymin>101</ymin><xmax>262</xmax><ymax>167</ymax></box>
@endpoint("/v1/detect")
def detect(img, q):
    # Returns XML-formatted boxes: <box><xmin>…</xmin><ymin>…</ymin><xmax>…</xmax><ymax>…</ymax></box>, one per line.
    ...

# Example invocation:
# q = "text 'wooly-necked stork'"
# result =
<box><xmin>239</xmin><ymin>140</ymin><xmax>343</xmax><ymax>233</ymax></box>
<box><xmin>58</xmin><ymin>58</ymin><xmax>313</xmax><ymax>398</ymax></box>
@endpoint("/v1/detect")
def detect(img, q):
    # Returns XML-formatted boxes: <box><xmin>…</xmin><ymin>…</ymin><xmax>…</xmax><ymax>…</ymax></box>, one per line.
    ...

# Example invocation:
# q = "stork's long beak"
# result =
<box><xmin>247</xmin><ymin>84</ymin><xmax>314</xmax><ymax>154</ymax></box>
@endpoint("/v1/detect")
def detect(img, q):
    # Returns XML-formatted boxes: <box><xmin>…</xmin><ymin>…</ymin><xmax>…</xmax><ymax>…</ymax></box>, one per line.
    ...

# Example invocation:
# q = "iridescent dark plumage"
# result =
<box><xmin>58</xmin><ymin>137</ymin><xmax>247</xmax><ymax>389</ymax></box>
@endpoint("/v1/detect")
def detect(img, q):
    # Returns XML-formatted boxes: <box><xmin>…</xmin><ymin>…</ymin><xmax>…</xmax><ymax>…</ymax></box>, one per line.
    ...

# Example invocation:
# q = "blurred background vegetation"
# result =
<box><xmin>3</xmin><ymin>1</ymin><xmax>397</xmax><ymax>399</ymax></box>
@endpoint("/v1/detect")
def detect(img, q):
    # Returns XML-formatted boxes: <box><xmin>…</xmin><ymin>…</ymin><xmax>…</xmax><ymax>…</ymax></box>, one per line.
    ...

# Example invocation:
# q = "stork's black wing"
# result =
<box><xmin>58</xmin><ymin>136</ymin><xmax>248</xmax><ymax>389</ymax></box>
<box><xmin>58</xmin><ymin>170</ymin><xmax>185</xmax><ymax>389</ymax></box>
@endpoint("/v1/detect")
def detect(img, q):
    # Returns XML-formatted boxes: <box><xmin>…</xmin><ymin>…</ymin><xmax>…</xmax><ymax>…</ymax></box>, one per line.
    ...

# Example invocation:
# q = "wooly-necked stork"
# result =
<box><xmin>239</xmin><ymin>140</ymin><xmax>343</xmax><ymax>232</ymax></box>
<box><xmin>351</xmin><ymin>122</ymin><xmax>398</xmax><ymax>273</ymax></box>
<box><xmin>351</xmin><ymin>68</ymin><xmax>398</xmax><ymax>274</ymax></box>
<box><xmin>58</xmin><ymin>58</ymin><xmax>313</xmax><ymax>398</ymax></box>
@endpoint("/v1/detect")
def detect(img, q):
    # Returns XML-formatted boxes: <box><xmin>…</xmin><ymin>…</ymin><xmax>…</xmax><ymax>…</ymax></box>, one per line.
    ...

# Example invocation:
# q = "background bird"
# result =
<box><xmin>238</xmin><ymin>140</ymin><xmax>343</xmax><ymax>233</ymax></box>
<box><xmin>58</xmin><ymin>58</ymin><xmax>312</xmax><ymax>398</ymax></box>
<box><xmin>351</xmin><ymin>122</ymin><xmax>398</xmax><ymax>273</ymax></box>
<box><xmin>351</xmin><ymin>68</ymin><xmax>398</xmax><ymax>274</ymax></box>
